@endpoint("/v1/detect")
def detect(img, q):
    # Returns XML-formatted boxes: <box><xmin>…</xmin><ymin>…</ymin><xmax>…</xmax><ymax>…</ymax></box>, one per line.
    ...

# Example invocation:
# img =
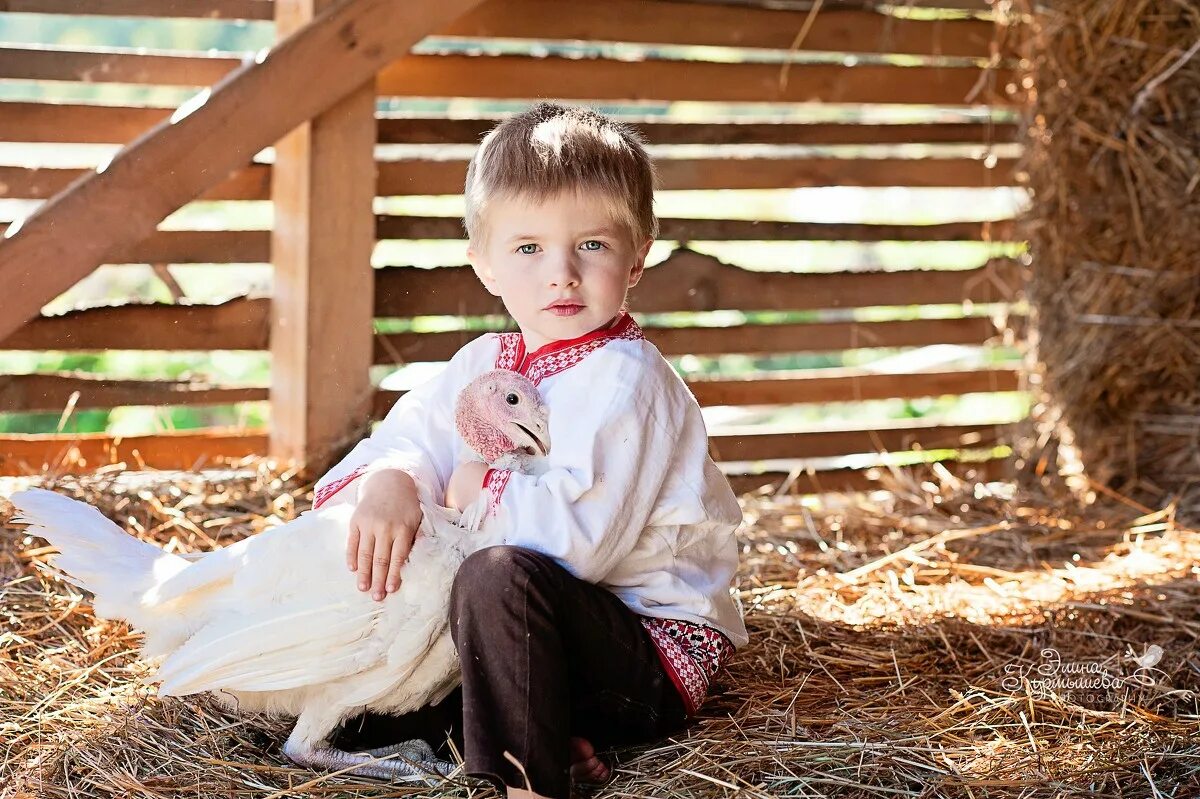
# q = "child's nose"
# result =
<box><xmin>547</xmin><ymin>252</ymin><xmax>582</xmax><ymax>287</ymax></box>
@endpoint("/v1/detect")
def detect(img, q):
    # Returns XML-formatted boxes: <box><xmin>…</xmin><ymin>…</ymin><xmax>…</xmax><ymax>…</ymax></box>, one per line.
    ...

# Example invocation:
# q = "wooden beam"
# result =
<box><xmin>0</xmin><ymin>431</ymin><xmax>1010</xmax><ymax>481</ymax></box>
<box><xmin>0</xmin><ymin>297</ymin><xmax>271</xmax><ymax>351</ymax></box>
<box><xmin>376</xmin><ymin>57</ymin><xmax>1016</xmax><ymax>106</ymax></box>
<box><xmin>52</xmin><ymin>0</ymin><xmax>996</xmax><ymax>56</ymax></box>
<box><xmin>0</xmin><ymin>45</ymin><xmax>241</xmax><ymax>85</ymax></box>
<box><xmin>374</xmin><ymin>216</ymin><xmax>1019</xmax><ymax>242</ymax></box>
<box><xmin>0</xmin><ymin>220</ymin><xmax>1018</xmax><ymax>264</ymax></box>
<box><xmin>0</xmin><ymin>164</ymin><xmax>271</xmax><ymax>201</ymax></box>
<box><xmin>679</xmin><ymin>0</ymin><xmax>995</xmax><ymax>12</ymax></box>
<box><xmin>685</xmin><ymin>366</ymin><xmax>1021</xmax><ymax>406</ymax></box>
<box><xmin>0</xmin><ymin>45</ymin><xmax>1017</xmax><ymax>106</ymax></box>
<box><xmin>269</xmin><ymin>0</ymin><xmax>377</xmax><ymax>473</ymax></box>
<box><xmin>1</xmin><ymin>0</ymin><xmax>1005</xmax><ymax>59</ymax></box>
<box><xmin>0</xmin><ymin>0</ymin><xmax>274</xmax><ymax>19</ymax></box>
<box><xmin>0</xmin><ymin>154</ymin><xmax>1019</xmax><ymax>201</ymax></box>
<box><xmin>725</xmin><ymin>456</ymin><xmax>1010</xmax><ymax>496</ymax></box>
<box><xmin>372</xmin><ymin>367</ymin><xmax>1021</xmax><ymax>417</ymax></box>
<box><xmin>376</xmin><ymin>117</ymin><xmax>1020</xmax><ymax>146</ymax></box>
<box><xmin>442</xmin><ymin>1</ymin><xmax>1004</xmax><ymax>58</ymax></box>
<box><xmin>373</xmin><ymin>155</ymin><xmax>1019</xmax><ymax>195</ymax></box>
<box><xmin>0</xmin><ymin>298</ymin><xmax>1020</xmax><ymax>355</ymax></box>
<box><xmin>627</xmin><ymin>252</ymin><xmax>1021</xmax><ymax>313</ymax></box>
<box><xmin>374</xmin><ymin>254</ymin><xmax>1022</xmax><ymax>317</ymax></box>
<box><xmin>709</xmin><ymin>420</ymin><xmax>1007</xmax><ymax>461</ymax></box>
<box><xmin>0</xmin><ymin>429</ymin><xmax>267</xmax><ymax>475</ymax></box>
<box><xmin>0</xmin><ymin>372</ymin><xmax>266</xmax><ymax>411</ymax></box>
<box><xmin>0</xmin><ymin>102</ymin><xmax>1017</xmax><ymax>146</ymax></box>
<box><xmin>0</xmin><ymin>365</ymin><xmax>1019</xmax><ymax>415</ymax></box>
<box><xmin>0</xmin><ymin>0</ymin><xmax>489</xmax><ymax>348</ymax></box>
<box><xmin>371</xmin><ymin>317</ymin><xmax>1018</xmax><ymax>362</ymax></box>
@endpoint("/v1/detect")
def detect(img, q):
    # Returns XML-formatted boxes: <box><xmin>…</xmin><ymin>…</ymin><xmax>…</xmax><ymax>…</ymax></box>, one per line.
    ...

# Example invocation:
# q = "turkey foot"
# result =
<box><xmin>284</xmin><ymin>737</ymin><xmax>454</xmax><ymax>783</ymax></box>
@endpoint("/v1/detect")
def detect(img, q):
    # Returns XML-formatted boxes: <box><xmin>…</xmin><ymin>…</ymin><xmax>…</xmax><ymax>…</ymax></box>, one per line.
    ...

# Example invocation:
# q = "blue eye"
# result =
<box><xmin>517</xmin><ymin>243</ymin><xmax>538</xmax><ymax>255</ymax></box>
<box><xmin>581</xmin><ymin>240</ymin><xmax>605</xmax><ymax>251</ymax></box>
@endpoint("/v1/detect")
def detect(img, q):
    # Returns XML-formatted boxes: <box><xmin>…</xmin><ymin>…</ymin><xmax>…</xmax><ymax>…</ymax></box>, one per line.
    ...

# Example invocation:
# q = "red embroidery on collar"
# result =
<box><xmin>493</xmin><ymin>312</ymin><xmax>643</xmax><ymax>386</ymax></box>
<box><xmin>486</xmin><ymin>313</ymin><xmax>643</xmax><ymax>514</ymax></box>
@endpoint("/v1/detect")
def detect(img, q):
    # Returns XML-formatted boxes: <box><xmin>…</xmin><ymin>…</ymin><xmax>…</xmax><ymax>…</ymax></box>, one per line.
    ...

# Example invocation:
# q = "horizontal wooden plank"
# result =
<box><xmin>1</xmin><ymin>420</ymin><xmax>993</xmax><ymax>469</ymax></box>
<box><xmin>375</xmin><ymin>216</ymin><xmax>1018</xmax><ymax>243</ymax></box>
<box><xmin>628</xmin><ymin>251</ymin><xmax>1020</xmax><ymax>313</ymax></box>
<box><xmin>0</xmin><ymin>154</ymin><xmax>1019</xmax><ymax>201</ymax></box>
<box><xmin>0</xmin><ymin>297</ymin><xmax>271</xmax><ymax>351</ymax></box>
<box><xmin>378</xmin><ymin>117</ymin><xmax>1019</xmax><ymax>146</ymax></box>
<box><xmin>0</xmin><ymin>45</ymin><xmax>241</xmax><ymax>86</ymax></box>
<box><xmin>0</xmin><ymin>296</ymin><xmax>1019</xmax><ymax>355</ymax></box>
<box><xmin>710</xmin><ymin>420</ymin><xmax>1007</xmax><ymax>461</ymax></box>
<box><xmin>444</xmin><ymin>1</ymin><xmax>1004</xmax><ymax>58</ymax></box>
<box><xmin>375</xmin><ymin>252</ymin><xmax>1022</xmax><ymax>317</ymax></box>
<box><xmin>0</xmin><ymin>372</ymin><xmax>265</xmax><ymax>412</ymax></box>
<box><xmin>0</xmin><ymin>0</ymin><xmax>1000</xmax><ymax>60</ymax></box>
<box><xmin>0</xmin><ymin>164</ymin><xmax>269</xmax><ymax>202</ymax></box>
<box><xmin>0</xmin><ymin>218</ymin><xmax>1018</xmax><ymax>264</ymax></box>
<box><xmin>683</xmin><ymin>0</ymin><xmax>995</xmax><ymax>12</ymax></box>
<box><xmin>0</xmin><ymin>0</ymin><xmax>274</xmax><ymax>19</ymax></box>
<box><xmin>0</xmin><ymin>429</ymin><xmax>267</xmax><ymax>475</ymax></box>
<box><xmin>0</xmin><ymin>431</ymin><xmax>1010</xmax><ymax>481</ymax></box>
<box><xmin>725</xmin><ymin>455</ymin><xmax>1010</xmax><ymax>495</ymax></box>
<box><xmin>0</xmin><ymin>364</ymin><xmax>1019</xmax><ymax>415</ymax></box>
<box><xmin>372</xmin><ymin>317</ymin><xmax>1017</xmax><ymax>362</ymax></box>
<box><xmin>0</xmin><ymin>102</ymin><xmax>171</xmax><ymax>143</ymax></box>
<box><xmin>684</xmin><ymin>366</ymin><xmax>1020</xmax><ymax>406</ymax></box>
<box><xmin>0</xmin><ymin>45</ymin><xmax>1015</xmax><ymax>106</ymax></box>
<box><xmin>375</xmin><ymin>155</ymin><xmax>1018</xmax><ymax>195</ymax></box>
<box><xmin>373</xmin><ymin>366</ymin><xmax>1020</xmax><ymax>417</ymax></box>
<box><xmin>377</xmin><ymin>56</ymin><xmax>1016</xmax><ymax>106</ymax></box>
<box><xmin>0</xmin><ymin>102</ymin><xmax>1017</xmax><ymax>146</ymax></box>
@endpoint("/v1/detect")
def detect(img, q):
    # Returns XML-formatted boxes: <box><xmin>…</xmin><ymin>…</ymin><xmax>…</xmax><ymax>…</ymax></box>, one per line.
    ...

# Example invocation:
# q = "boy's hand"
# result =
<box><xmin>347</xmin><ymin>469</ymin><xmax>423</xmax><ymax>601</ymax></box>
<box><xmin>445</xmin><ymin>460</ymin><xmax>490</xmax><ymax>512</ymax></box>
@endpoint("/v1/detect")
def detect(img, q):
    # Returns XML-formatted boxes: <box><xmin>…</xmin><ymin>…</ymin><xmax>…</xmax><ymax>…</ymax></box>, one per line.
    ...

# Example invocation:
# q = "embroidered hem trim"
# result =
<box><xmin>640</xmin><ymin>617</ymin><xmax>734</xmax><ymax>716</ymax></box>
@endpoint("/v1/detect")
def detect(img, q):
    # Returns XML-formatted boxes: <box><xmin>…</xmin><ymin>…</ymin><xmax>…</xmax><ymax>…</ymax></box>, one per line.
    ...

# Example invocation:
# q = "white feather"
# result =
<box><xmin>6</xmin><ymin>487</ymin><xmax>503</xmax><ymax>753</ymax></box>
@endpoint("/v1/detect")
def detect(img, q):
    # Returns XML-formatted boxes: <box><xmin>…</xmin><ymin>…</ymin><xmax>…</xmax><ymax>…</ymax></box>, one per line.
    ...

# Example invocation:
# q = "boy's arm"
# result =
<box><xmin>313</xmin><ymin>358</ymin><xmax>463</xmax><ymax>511</ymax></box>
<box><xmin>312</xmin><ymin>350</ymin><xmax>469</xmax><ymax>599</ymax></box>
<box><xmin>482</xmin><ymin>379</ymin><xmax>684</xmax><ymax>583</ymax></box>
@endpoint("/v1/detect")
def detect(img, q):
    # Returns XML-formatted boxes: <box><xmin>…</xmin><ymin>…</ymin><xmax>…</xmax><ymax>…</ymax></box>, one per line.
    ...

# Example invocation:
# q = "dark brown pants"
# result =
<box><xmin>334</xmin><ymin>545</ymin><xmax>688</xmax><ymax>799</ymax></box>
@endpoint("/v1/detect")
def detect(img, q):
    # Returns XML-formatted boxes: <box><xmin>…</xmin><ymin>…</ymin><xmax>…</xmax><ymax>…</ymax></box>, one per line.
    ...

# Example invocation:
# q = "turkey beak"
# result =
<box><xmin>511</xmin><ymin>416</ymin><xmax>550</xmax><ymax>457</ymax></box>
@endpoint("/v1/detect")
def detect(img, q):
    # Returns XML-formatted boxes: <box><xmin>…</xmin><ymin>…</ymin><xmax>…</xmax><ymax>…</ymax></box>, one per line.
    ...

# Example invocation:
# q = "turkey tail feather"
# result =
<box><xmin>8</xmin><ymin>488</ymin><xmax>189</xmax><ymax>632</ymax></box>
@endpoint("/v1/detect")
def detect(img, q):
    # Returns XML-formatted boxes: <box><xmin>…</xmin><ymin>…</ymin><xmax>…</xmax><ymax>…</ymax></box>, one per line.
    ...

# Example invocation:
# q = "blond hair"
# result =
<box><xmin>463</xmin><ymin>102</ymin><xmax>659</xmax><ymax>249</ymax></box>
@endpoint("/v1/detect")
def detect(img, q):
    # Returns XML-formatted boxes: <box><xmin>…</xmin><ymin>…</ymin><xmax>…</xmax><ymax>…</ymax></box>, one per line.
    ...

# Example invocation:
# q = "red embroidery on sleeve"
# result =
<box><xmin>486</xmin><ymin>469</ymin><xmax>512</xmax><ymax>517</ymax></box>
<box><xmin>313</xmin><ymin>465</ymin><xmax>369</xmax><ymax>509</ymax></box>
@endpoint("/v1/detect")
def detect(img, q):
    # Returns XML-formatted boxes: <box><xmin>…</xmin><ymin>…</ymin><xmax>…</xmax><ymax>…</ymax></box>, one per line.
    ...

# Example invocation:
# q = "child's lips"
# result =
<box><xmin>545</xmin><ymin>302</ymin><xmax>584</xmax><ymax>317</ymax></box>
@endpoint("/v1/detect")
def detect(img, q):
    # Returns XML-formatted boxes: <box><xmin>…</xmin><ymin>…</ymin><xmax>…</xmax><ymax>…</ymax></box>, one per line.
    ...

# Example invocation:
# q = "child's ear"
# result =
<box><xmin>467</xmin><ymin>244</ymin><xmax>501</xmax><ymax>297</ymax></box>
<box><xmin>627</xmin><ymin>238</ymin><xmax>653</xmax><ymax>288</ymax></box>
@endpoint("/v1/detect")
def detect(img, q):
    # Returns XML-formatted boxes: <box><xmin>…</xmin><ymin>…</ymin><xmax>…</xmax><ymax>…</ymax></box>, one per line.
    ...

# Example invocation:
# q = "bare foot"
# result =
<box><xmin>569</xmin><ymin>736</ymin><xmax>610</xmax><ymax>784</ymax></box>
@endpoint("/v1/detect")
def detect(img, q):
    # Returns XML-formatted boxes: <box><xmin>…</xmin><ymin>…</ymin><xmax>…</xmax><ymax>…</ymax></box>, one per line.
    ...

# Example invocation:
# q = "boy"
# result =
<box><xmin>312</xmin><ymin>102</ymin><xmax>748</xmax><ymax>799</ymax></box>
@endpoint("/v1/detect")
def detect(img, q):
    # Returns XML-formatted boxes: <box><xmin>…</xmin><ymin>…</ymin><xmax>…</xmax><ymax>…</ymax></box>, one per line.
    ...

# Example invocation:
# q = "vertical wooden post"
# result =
<box><xmin>270</xmin><ymin>0</ymin><xmax>377</xmax><ymax>475</ymax></box>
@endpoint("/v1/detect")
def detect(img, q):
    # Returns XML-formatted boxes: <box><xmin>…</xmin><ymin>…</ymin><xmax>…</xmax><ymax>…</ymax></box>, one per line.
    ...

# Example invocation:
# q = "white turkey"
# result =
<box><xmin>7</xmin><ymin>368</ymin><xmax>549</xmax><ymax>782</ymax></box>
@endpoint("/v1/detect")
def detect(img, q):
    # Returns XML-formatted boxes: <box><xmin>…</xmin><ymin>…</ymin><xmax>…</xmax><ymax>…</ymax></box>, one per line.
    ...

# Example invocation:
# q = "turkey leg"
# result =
<box><xmin>284</xmin><ymin>734</ymin><xmax>455</xmax><ymax>783</ymax></box>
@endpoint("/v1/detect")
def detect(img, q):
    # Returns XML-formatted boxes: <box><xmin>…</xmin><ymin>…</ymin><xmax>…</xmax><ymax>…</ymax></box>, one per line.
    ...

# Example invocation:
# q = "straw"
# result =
<box><xmin>3</xmin><ymin>460</ymin><xmax>1198</xmax><ymax>798</ymax></box>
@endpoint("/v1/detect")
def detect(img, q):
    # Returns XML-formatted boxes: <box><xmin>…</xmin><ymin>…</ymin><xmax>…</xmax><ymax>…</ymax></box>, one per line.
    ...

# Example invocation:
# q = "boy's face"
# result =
<box><xmin>467</xmin><ymin>190</ymin><xmax>653</xmax><ymax>351</ymax></box>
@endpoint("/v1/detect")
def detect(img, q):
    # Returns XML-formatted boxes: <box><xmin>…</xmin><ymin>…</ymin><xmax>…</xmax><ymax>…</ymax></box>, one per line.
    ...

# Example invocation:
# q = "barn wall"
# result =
<box><xmin>0</xmin><ymin>0</ymin><xmax>1026</xmax><ymax>492</ymax></box>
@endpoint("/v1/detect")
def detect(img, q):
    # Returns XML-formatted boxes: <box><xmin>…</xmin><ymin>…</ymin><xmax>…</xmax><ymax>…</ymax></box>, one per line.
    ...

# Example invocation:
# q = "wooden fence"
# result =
<box><xmin>0</xmin><ymin>0</ymin><xmax>1026</xmax><ymax>492</ymax></box>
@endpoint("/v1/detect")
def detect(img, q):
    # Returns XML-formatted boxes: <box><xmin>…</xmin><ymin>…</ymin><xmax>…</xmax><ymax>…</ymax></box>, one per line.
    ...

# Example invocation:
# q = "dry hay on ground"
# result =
<box><xmin>1</xmin><ymin>461</ymin><xmax>1198</xmax><ymax>798</ymax></box>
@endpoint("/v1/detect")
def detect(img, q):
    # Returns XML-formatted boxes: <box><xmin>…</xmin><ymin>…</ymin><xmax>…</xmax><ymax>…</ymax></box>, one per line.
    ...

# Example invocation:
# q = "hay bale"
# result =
<box><xmin>1017</xmin><ymin>1</ymin><xmax>1200</xmax><ymax>519</ymax></box>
